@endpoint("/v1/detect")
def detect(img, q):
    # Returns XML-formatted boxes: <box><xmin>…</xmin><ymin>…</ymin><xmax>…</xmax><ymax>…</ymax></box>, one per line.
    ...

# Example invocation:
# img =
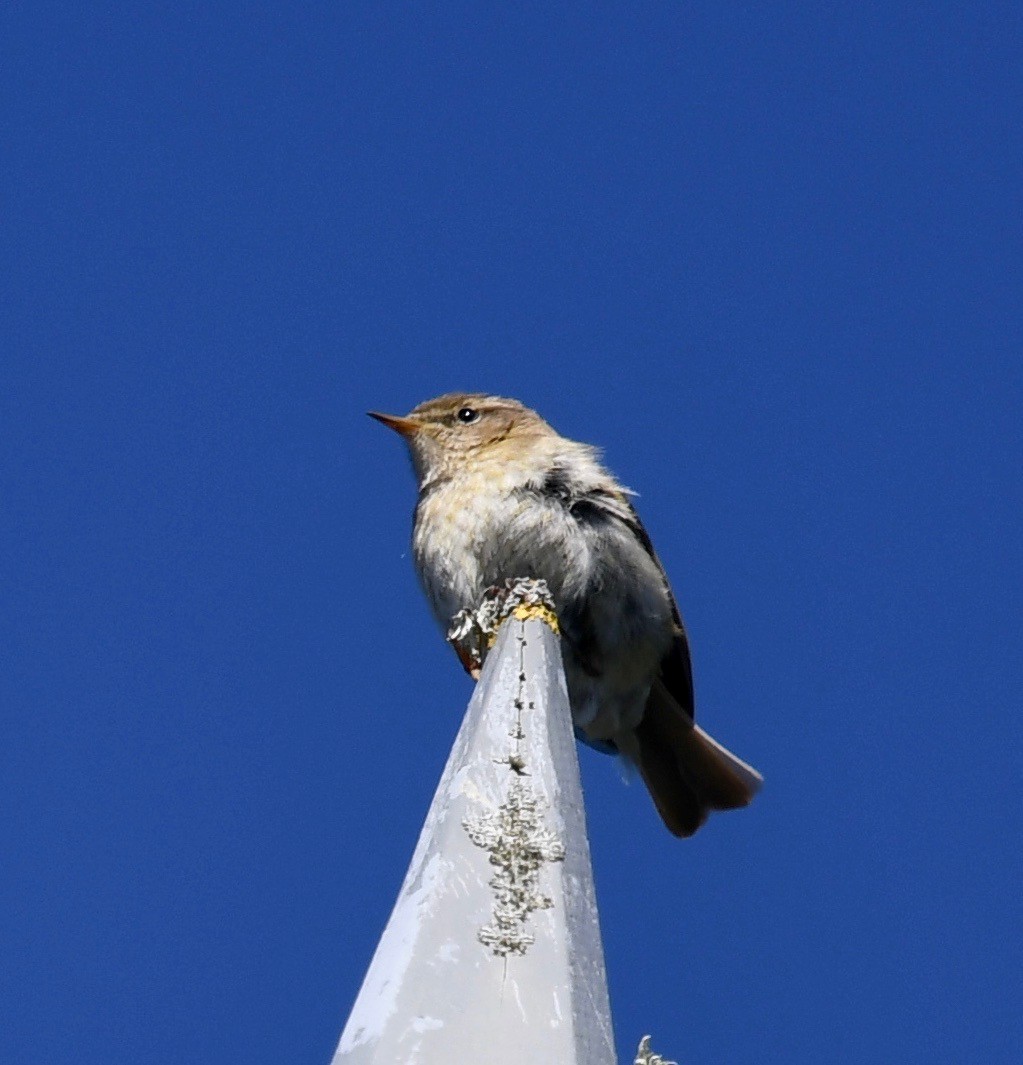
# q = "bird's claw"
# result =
<box><xmin>447</xmin><ymin>579</ymin><xmax>558</xmax><ymax>678</ymax></box>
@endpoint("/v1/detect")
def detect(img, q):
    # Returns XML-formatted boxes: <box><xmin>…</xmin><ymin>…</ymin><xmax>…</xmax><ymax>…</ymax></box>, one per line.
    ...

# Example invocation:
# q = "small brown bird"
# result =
<box><xmin>370</xmin><ymin>392</ymin><xmax>761</xmax><ymax>837</ymax></box>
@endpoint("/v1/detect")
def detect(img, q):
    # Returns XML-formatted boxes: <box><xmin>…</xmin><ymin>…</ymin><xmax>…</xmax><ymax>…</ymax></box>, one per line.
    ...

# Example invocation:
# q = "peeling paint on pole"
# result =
<box><xmin>331</xmin><ymin>612</ymin><xmax>616</xmax><ymax>1064</ymax></box>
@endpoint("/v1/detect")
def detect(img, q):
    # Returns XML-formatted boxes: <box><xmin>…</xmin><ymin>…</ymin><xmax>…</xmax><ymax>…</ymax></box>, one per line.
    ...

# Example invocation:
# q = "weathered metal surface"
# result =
<box><xmin>331</xmin><ymin>614</ymin><xmax>615</xmax><ymax>1064</ymax></box>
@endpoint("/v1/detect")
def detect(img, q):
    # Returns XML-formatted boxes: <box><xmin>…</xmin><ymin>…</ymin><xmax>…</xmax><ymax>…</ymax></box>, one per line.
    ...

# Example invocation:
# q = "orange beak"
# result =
<box><xmin>367</xmin><ymin>411</ymin><xmax>421</xmax><ymax>439</ymax></box>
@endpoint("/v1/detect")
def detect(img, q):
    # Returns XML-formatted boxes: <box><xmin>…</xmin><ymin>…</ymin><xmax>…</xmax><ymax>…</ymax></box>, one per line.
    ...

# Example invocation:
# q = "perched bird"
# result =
<box><xmin>369</xmin><ymin>392</ymin><xmax>761</xmax><ymax>837</ymax></box>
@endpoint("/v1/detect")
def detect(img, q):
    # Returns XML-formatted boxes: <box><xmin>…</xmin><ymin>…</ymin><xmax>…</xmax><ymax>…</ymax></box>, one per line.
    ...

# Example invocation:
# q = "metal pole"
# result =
<box><xmin>332</xmin><ymin>598</ymin><xmax>616</xmax><ymax>1064</ymax></box>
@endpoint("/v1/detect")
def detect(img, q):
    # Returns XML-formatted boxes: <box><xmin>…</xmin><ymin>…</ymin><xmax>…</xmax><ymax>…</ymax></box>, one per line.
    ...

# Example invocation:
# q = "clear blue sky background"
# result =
<box><xmin>3</xmin><ymin>3</ymin><xmax>1021</xmax><ymax>1063</ymax></box>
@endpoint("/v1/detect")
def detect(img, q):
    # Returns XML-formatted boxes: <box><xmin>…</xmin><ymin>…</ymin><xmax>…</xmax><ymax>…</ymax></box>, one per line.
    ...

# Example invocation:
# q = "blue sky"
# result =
<box><xmin>3</xmin><ymin>3</ymin><xmax>1021</xmax><ymax>1062</ymax></box>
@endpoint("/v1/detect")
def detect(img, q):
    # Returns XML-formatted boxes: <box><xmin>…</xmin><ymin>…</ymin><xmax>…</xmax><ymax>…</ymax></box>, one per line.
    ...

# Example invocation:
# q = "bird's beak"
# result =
<box><xmin>368</xmin><ymin>410</ymin><xmax>422</xmax><ymax>439</ymax></box>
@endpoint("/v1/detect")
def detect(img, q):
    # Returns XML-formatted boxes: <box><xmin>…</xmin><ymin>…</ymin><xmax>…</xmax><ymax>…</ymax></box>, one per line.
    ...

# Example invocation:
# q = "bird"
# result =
<box><xmin>369</xmin><ymin>392</ymin><xmax>761</xmax><ymax>837</ymax></box>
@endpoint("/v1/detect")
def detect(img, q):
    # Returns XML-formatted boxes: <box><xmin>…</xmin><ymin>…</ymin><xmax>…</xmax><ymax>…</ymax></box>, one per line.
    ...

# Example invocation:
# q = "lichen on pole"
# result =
<box><xmin>331</xmin><ymin>579</ymin><xmax>616</xmax><ymax>1064</ymax></box>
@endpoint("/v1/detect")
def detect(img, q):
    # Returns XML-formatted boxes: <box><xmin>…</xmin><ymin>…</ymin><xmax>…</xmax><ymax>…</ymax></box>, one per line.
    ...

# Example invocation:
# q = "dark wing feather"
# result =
<box><xmin>565</xmin><ymin>485</ymin><xmax>696</xmax><ymax>723</ymax></box>
<box><xmin>616</xmin><ymin>497</ymin><xmax>696</xmax><ymax>723</ymax></box>
<box><xmin>546</xmin><ymin>481</ymin><xmax>762</xmax><ymax>837</ymax></box>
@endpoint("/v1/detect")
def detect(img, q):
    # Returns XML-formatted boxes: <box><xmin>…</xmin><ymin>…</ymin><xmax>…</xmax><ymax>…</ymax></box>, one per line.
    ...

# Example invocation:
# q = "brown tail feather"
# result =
<box><xmin>634</xmin><ymin>681</ymin><xmax>762</xmax><ymax>838</ymax></box>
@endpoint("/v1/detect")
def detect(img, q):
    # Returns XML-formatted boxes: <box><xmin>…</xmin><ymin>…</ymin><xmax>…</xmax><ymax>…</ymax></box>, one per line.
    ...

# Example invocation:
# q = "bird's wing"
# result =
<box><xmin>569</xmin><ymin>487</ymin><xmax>696</xmax><ymax>723</ymax></box>
<box><xmin>566</xmin><ymin>485</ymin><xmax>760</xmax><ymax>838</ymax></box>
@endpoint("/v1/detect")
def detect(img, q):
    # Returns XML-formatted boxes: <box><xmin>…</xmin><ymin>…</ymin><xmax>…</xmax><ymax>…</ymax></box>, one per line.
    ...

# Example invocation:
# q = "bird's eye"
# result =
<box><xmin>456</xmin><ymin>407</ymin><xmax>480</xmax><ymax>424</ymax></box>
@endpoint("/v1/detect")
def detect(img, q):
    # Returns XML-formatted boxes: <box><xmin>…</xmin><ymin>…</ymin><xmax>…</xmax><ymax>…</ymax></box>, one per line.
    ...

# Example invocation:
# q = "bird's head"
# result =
<box><xmin>369</xmin><ymin>393</ymin><xmax>556</xmax><ymax>485</ymax></box>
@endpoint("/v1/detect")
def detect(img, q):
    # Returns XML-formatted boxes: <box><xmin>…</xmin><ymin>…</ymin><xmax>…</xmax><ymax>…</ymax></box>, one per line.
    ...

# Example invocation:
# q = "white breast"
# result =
<box><xmin>412</xmin><ymin>468</ymin><xmax>529</xmax><ymax>625</ymax></box>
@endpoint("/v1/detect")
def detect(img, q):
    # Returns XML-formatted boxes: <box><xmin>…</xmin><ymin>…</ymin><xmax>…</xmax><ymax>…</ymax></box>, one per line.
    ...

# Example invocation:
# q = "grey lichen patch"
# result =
<box><xmin>634</xmin><ymin>1035</ymin><xmax>677</xmax><ymax>1065</ymax></box>
<box><xmin>463</xmin><ymin>777</ymin><xmax>566</xmax><ymax>957</ymax></box>
<box><xmin>460</xmin><ymin>597</ymin><xmax>567</xmax><ymax>958</ymax></box>
<box><xmin>447</xmin><ymin>577</ymin><xmax>558</xmax><ymax>675</ymax></box>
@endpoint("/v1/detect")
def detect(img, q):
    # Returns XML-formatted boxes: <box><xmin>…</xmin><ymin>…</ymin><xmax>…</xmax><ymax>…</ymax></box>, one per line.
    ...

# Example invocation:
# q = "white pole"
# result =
<box><xmin>332</xmin><ymin>594</ymin><xmax>616</xmax><ymax>1064</ymax></box>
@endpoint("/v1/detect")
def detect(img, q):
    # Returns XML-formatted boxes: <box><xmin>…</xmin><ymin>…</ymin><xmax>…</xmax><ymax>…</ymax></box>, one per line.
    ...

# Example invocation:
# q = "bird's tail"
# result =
<box><xmin>633</xmin><ymin>681</ymin><xmax>762</xmax><ymax>837</ymax></box>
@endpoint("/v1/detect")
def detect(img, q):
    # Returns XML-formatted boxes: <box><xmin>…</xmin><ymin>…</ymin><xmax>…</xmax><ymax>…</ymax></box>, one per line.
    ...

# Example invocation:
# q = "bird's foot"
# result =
<box><xmin>447</xmin><ymin>578</ymin><xmax>559</xmax><ymax>677</ymax></box>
